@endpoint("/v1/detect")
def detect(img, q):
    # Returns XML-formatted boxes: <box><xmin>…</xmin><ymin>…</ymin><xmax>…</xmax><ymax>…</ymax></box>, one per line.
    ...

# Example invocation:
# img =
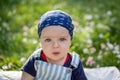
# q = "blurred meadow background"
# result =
<box><xmin>0</xmin><ymin>0</ymin><xmax>120</xmax><ymax>70</ymax></box>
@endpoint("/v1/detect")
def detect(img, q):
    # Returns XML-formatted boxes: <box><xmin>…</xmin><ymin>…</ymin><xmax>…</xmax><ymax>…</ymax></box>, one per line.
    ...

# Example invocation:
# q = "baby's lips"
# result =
<box><xmin>53</xmin><ymin>52</ymin><xmax>60</xmax><ymax>55</ymax></box>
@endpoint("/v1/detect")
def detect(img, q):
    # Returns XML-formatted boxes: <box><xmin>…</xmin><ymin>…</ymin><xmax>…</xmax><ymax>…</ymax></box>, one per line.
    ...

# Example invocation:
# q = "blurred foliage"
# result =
<box><xmin>0</xmin><ymin>0</ymin><xmax>120</xmax><ymax>70</ymax></box>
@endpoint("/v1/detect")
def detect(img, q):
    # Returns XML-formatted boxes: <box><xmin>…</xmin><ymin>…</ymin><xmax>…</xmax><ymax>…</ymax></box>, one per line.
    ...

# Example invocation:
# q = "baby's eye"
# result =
<box><xmin>60</xmin><ymin>38</ymin><xmax>66</xmax><ymax>41</ymax></box>
<box><xmin>45</xmin><ymin>39</ymin><xmax>51</xmax><ymax>42</ymax></box>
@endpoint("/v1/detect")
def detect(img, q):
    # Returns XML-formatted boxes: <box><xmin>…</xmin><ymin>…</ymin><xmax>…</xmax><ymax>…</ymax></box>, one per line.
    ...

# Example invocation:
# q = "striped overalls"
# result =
<box><xmin>33</xmin><ymin>49</ymin><xmax>80</xmax><ymax>80</ymax></box>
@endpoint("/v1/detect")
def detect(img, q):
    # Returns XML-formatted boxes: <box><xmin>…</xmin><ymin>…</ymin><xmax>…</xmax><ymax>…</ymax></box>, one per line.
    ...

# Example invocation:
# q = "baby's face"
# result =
<box><xmin>40</xmin><ymin>26</ymin><xmax>71</xmax><ymax>62</ymax></box>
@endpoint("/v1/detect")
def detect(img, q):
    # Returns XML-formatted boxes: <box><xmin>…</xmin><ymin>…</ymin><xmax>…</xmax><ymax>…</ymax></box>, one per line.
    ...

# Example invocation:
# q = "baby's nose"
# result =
<box><xmin>53</xmin><ymin>41</ymin><xmax>59</xmax><ymax>48</ymax></box>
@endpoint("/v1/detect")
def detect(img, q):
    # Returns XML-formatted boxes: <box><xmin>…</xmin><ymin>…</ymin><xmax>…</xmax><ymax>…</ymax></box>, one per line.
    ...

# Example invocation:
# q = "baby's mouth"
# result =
<box><xmin>53</xmin><ymin>52</ymin><xmax>60</xmax><ymax>56</ymax></box>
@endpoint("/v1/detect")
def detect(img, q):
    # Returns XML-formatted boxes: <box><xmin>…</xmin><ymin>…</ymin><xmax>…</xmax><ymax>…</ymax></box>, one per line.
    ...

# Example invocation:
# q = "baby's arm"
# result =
<box><xmin>21</xmin><ymin>71</ymin><xmax>34</xmax><ymax>80</ymax></box>
<box><xmin>21</xmin><ymin>54</ymin><xmax>36</xmax><ymax>80</ymax></box>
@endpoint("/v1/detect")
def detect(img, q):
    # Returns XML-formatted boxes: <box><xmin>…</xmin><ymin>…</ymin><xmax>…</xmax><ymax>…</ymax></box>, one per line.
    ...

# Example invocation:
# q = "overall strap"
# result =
<box><xmin>32</xmin><ymin>48</ymin><xmax>42</xmax><ymax>58</ymax></box>
<box><xmin>70</xmin><ymin>52</ymin><xmax>80</xmax><ymax>68</ymax></box>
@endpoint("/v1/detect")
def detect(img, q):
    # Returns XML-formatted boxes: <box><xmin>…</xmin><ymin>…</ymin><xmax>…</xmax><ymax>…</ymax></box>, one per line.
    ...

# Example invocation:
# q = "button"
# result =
<box><xmin>66</xmin><ymin>69</ymin><xmax>72</xmax><ymax>73</ymax></box>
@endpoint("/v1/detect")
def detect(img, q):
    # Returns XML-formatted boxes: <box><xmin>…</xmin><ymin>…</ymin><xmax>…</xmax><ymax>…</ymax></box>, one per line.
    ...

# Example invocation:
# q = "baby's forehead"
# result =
<box><xmin>41</xmin><ymin>35</ymin><xmax>69</xmax><ymax>38</ymax></box>
<box><xmin>41</xmin><ymin>28</ymin><xmax>70</xmax><ymax>38</ymax></box>
<box><xmin>40</xmin><ymin>26</ymin><xmax>71</xmax><ymax>39</ymax></box>
<box><xmin>41</xmin><ymin>32</ymin><xmax>70</xmax><ymax>38</ymax></box>
<box><xmin>41</xmin><ymin>26</ymin><xmax>69</xmax><ymax>33</ymax></box>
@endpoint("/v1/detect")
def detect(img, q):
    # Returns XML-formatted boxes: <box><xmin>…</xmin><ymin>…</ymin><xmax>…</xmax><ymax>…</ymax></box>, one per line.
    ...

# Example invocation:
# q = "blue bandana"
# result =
<box><xmin>38</xmin><ymin>10</ymin><xmax>74</xmax><ymax>39</ymax></box>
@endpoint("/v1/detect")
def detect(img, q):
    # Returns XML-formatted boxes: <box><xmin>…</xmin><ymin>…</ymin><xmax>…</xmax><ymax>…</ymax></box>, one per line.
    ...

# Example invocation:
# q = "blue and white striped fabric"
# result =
<box><xmin>33</xmin><ymin>49</ymin><xmax>80</xmax><ymax>80</ymax></box>
<box><xmin>34</xmin><ymin>60</ymin><xmax>72</xmax><ymax>80</ymax></box>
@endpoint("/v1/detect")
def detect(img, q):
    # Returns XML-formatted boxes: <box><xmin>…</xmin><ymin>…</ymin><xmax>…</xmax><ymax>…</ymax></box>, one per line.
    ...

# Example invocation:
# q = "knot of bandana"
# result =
<box><xmin>38</xmin><ymin>10</ymin><xmax>74</xmax><ymax>40</ymax></box>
